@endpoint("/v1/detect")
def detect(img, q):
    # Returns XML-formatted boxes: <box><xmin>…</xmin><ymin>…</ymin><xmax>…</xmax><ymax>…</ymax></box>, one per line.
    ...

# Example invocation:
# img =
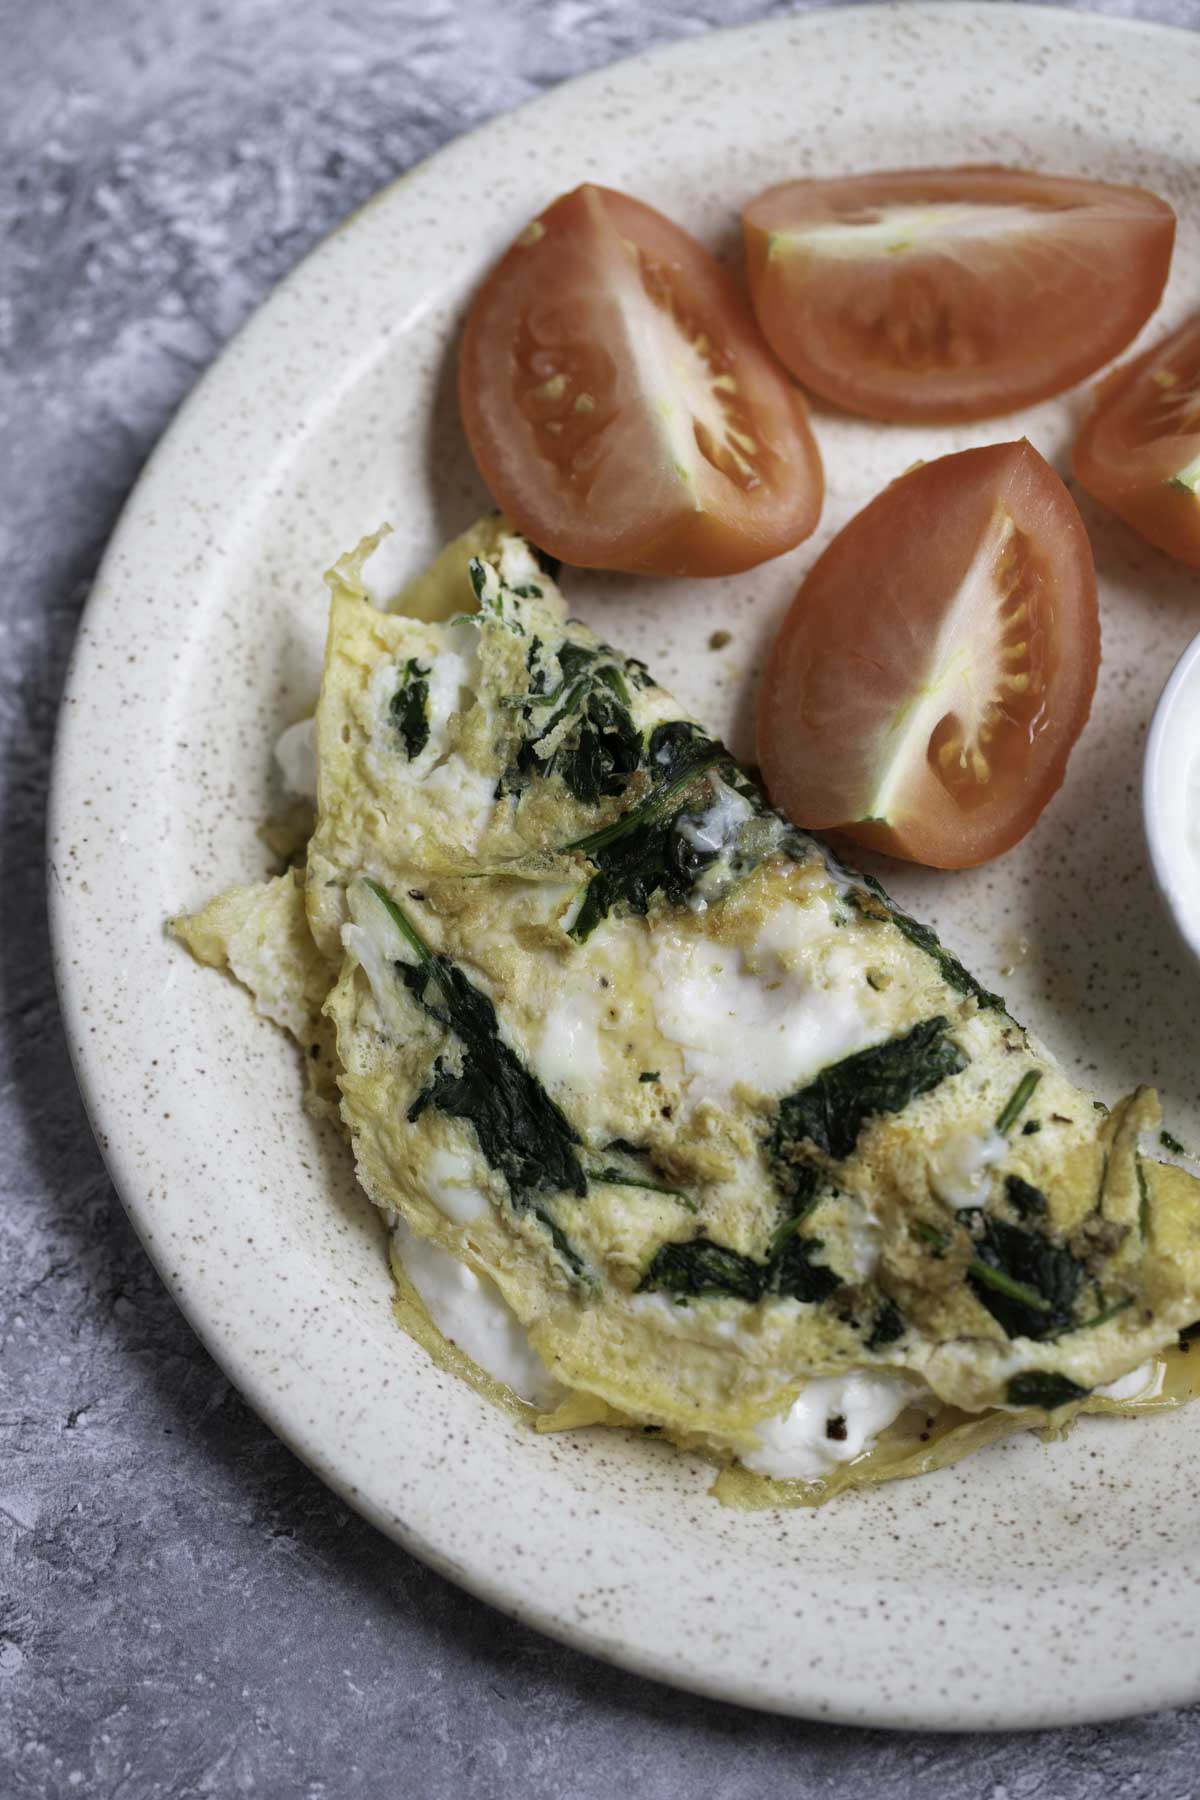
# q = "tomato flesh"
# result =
<box><xmin>742</xmin><ymin>167</ymin><xmax>1175</xmax><ymax>423</ymax></box>
<box><xmin>460</xmin><ymin>185</ymin><xmax>823</xmax><ymax>577</ymax></box>
<box><xmin>1073</xmin><ymin>312</ymin><xmax>1200</xmax><ymax>569</ymax></box>
<box><xmin>757</xmin><ymin>442</ymin><xmax>1099</xmax><ymax>869</ymax></box>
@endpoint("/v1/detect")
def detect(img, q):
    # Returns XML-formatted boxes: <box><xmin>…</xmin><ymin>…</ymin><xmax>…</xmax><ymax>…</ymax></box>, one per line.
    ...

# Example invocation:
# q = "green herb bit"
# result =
<box><xmin>466</xmin><ymin>555</ymin><xmax>525</xmax><ymax>632</ymax></box>
<box><xmin>1059</xmin><ymin>1295</ymin><xmax>1133</xmax><ymax>1336</ymax></box>
<box><xmin>995</xmin><ymin>1069</ymin><xmax>1043</xmax><ymax>1135</ymax></box>
<box><xmin>1137</xmin><ymin>1158</ymin><xmax>1151</xmax><ymax>1240</ymax></box>
<box><xmin>965</xmin><ymin>1260</ymin><xmax>1051</xmax><ymax>1317</ymax></box>
<box><xmin>1006</xmin><ymin>1372</ymin><xmax>1090</xmax><ymax>1411</ymax></box>
<box><xmin>913</xmin><ymin>1219</ymin><xmax>950</xmax><ymax>1257</ymax></box>
<box><xmin>363</xmin><ymin>883</ymin><xmax>588</xmax><ymax>1272</ymax></box>
<box><xmin>389</xmin><ymin>657</ymin><xmax>431</xmax><ymax>760</ymax></box>
<box><xmin>768</xmin><ymin>1188</ymin><xmax>822</xmax><ymax>1254</ymax></box>
<box><xmin>1022</xmin><ymin>1120</ymin><xmax>1042</xmax><ymax>1136</ymax></box>
<box><xmin>638</xmin><ymin>1071</ymin><xmax>660</xmax><ymax>1084</ymax></box>
<box><xmin>1161</xmin><ymin>1129</ymin><xmax>1187</xmax><ymax>1157</ymax></box>
<box><xmin>771</xmin><ymin>1017</ymin><xmax>966</xmax><ymax>1169</ymax></box>
<box><xmin>586</xmin><ymin>1165</ymin><xmax>697</xmax><ymax>1212</ymax></box>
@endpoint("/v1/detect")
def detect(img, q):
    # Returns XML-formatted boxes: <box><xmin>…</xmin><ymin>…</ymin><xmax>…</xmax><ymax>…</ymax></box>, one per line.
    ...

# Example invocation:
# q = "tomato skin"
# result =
<box><xmin>742</xmin><ymin>166</ymin><xmax>1175</xmax><ymax>423</ymax></box>
<box><xmin>460</xmin><ymin>185</ymin><xmax>823</xmax><ymax>578</ymax></box>
<box><xmin>757</xmin><ymin>442</ymin><xmax>1099</xmax><ymax>870</ymax></box>
<box><xmin>1073</xmin><ymin>313</ymin><xmax>1200</xmax><ymax>570</ymax></box>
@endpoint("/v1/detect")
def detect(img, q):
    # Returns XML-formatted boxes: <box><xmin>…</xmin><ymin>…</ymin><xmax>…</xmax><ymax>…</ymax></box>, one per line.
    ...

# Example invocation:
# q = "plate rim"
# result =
<box><xmin>48</xmin><ymin>0</ymin><xmax>1200</xmax><ymax>1731</ymax></box>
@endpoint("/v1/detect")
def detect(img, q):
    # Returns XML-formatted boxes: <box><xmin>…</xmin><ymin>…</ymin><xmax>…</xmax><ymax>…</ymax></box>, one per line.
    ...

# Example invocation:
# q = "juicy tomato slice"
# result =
<box><xmin>1073</xmin><ymin>312</ymin><xmax>1200</xmax><ymax>569</ymax></box>
<box><xmin>757</xmin><ymin>442</ymin><xmax>1099</xmax><ymax>869</ymax></box>
<box><xmin>742</xmin><ymin>167</ymin><xmax>1175</xmax><ymax>423</ymax></box>
<box><xmin>459</xmin><ymin>185</ymin><xmax>823</xmax><ymax>577</ymax></box>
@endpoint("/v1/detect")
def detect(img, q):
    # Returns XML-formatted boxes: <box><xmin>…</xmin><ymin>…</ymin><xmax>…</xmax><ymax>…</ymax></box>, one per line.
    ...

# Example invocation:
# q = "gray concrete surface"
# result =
<box><xmin>5</xmin><ymin>0</ymin><xmax>1200</xmax><ymax>1794</ymax></box>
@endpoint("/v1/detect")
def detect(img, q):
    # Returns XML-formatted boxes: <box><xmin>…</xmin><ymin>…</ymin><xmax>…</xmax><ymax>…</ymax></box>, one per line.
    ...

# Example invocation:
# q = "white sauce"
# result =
<box><xmin>391</xmin><ymin>1219</ymin><xmax>560</xmax><ymax>1408</ymax></box>
<box><xmin>648</xmin><ymin>904</ymin><xmax>883</xmax><ymax>1104</ymax></box>
<box><xmin>274</xmin><ymin>716</ymin><xmax>318</xmax><ymax>802</ymax></box>
<box><xmin>741</xmin><ymin>1371</ymin><xmax>925</xmax><ymax>1481</ymax></box>
<box><xmin>930</xmin><ymin>1127</ymin><xmax>1008</xmax><ymax>1210</ymax></box>
<box><xmin>532</xmin><ymin>989</ymin><xmax>607</xmax><ymax>1089</ymax></box>
<box><xmin>423</xmin><ymin>1148</ymin><xmax>491</xmax><ymax>1226</ymax></box>
<box><xmin>1095</xmin><ymin>1360</ymin><xmax>1163</xmax><ymax>1404</ymax></box>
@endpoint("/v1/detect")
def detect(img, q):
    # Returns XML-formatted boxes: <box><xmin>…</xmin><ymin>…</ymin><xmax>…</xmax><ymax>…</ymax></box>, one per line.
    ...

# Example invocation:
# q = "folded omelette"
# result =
<box><xmin>172</xmin><ymin>517</ymin><xmax>1200</xmax><ymax>1505</ymax></box>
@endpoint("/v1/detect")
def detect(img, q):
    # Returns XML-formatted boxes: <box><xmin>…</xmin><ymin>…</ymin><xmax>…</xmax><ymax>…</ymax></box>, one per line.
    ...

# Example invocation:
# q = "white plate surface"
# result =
<box><xmin>49</xmin><ymin>1</ymin><xmax>1200</xmax><ymax>1730</ymax></box>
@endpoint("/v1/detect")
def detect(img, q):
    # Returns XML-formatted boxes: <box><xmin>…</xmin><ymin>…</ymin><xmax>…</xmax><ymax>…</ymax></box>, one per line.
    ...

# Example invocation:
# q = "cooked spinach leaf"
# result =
<box><xmin>389</xmin><ymin>658</ymin><xmax>431</xmax><ymax>760</ymax></box>
<box><xmin>771</xmin><ymin>1017</ymin><xmax>966</xmax><ymax>1170</ymax></box>
<box><xmin>772</xmin><ymin>1233</ymin><xmax>841</xmax><ymax>1304</ymax></box>
<box><xmin>637</xmin><ymin>1197</ymin><xmax>843</xmax><ymax>1305</ymax></box>
<box><xmin>638</xmin><ymin>1167</ymin><xmax>843</xmax><ymax>1307</ymax></box>
<box><xmin>1005</xmin><ymin>1175</ymin><xmax>1047</xmax><ymax>1221</ymax></box>
<box><xmin>364</xmin><ymin>883</ymin><xmax>587</xmax><ymax>1269</ymax></box>
<box><xmin>500</xmin><ymin>637</ymin><xmax>643</xmax><ymax>806</ymax></box>
<box><xmin>638</xmin><ymin>1236</ymin><xmax>767</xmax><ymax>1303</ymax></box>
<box><xmin>566</xmin><ymin>723</ymin><xmax>731</xmax><ymax>941</ymax></box>
<box><xmin>1006</xmin><ymin>1372</ymin><xmax>1090</xmax><ymax>1410</ymax></box>
<box><xmin>967</xmin><ymin>1215</ymin><xmax>1082</xmax><ymax>1340</ymax></box>
<box><xmin>563</xmin><ymin>721</ymin><xmax>820</xmax><ymax>941</ymax></box>
<box><xmin>849</xmin><ymin>876</ymin><xmax>1005</xmax><ymax>1011</ymax></box>
<box><xmin>866</xmin><ymin>1297</ymin><xmax>906</xmax><ymax>1350</ymax></box>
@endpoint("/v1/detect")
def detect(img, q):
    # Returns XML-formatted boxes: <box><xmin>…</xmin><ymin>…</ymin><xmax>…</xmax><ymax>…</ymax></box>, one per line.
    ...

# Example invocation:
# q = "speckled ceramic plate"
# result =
<box><xmin>49</xmin><ymin>1</ymin><xmax>1200</xmax><ymax>1730</ymax></box>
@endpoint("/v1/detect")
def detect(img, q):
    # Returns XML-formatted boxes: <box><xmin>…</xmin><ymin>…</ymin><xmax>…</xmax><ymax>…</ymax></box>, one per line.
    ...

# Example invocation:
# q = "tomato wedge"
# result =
<box><xmin>459</xmin><ymin>185</ymin><xmax>823</xmax><ymax>577</ymax></box>
<box><xmin>742</xmin><ymin>167</ymin><xmax>1175</xmax><ymax>423</ymax></box>
<box><xmin>757</xmin><ymin>442</ymin><xmax>1099</xmax><ymax>869</ymax></box>
<box><xmin>1073</xmin><ymin>312</ymin><xmax>1200</xmax><ymax>569</ymax></box>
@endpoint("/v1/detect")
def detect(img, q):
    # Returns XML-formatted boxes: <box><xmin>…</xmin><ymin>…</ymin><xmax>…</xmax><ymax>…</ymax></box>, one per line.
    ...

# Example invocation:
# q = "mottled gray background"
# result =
<box><xmin>5</xmin><ymin>0</ymin><xmax>1200</xmax><ymax>1794</ymax></box>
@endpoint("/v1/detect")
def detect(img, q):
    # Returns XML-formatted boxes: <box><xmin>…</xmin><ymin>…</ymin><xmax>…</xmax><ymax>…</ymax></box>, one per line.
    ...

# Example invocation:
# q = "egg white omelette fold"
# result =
<box><xmin>172</xmin><ymin>517</ymin><xmax>1200</xmax><ymax>1505</ymax></box>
